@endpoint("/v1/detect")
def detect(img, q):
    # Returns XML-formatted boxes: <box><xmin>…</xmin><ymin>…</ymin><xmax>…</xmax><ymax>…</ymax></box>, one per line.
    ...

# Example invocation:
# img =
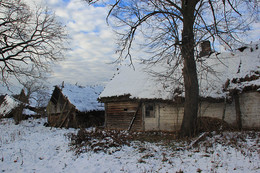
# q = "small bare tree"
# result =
<box><xmin>21</xmin><ymin>78</ymin><xmax>50</xmax><ymax>117</ymax></box>
<box><xmin>0</xmin><ymin>0</ymin><xmax>68</xmax><ymax>87</ymax></box>
<box><xmin>85</xmin><ymin>0</ymin><xmax>258</xmax><ymax>137</ymax></box>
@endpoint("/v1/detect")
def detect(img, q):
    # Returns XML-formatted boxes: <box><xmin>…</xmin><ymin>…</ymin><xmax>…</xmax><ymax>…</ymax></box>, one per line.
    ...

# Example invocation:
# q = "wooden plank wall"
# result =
<box><xmin>47</xmin><ymin>92</ymin><xmax>78</xmax><ymax>128</ymax></box>
<box><xmin>104</xmin><ymin>91</ymin><xmax>260</xmax><ymax>132</ymax></box>
<box><xmin>106</xmin><ymin>101</ymin><xmax>143</xmax><ymax>131</ymax></box>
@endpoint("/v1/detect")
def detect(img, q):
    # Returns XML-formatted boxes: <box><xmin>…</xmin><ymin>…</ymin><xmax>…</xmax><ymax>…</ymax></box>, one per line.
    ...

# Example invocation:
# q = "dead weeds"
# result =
<box><xmin>67</xmin><ymin>126</ymin><xmax>259</xmax><ymax>157</ymax></box>
<box><xmin>67</xmin><ymin>128</ymin><xmax>132</xmax><ymax>155</ymax></box>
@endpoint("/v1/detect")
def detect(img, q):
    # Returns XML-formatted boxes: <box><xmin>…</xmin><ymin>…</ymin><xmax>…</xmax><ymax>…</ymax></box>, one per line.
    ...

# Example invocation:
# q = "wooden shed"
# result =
<box><xmin>100</xmin><ymin>42</ymin><xmax>260</xmax><ymax>131</ymax></box>
<box><xmin>47</xmin><ymin>84</ymin><xmax>105</xmax><ymax>128</ymax></box>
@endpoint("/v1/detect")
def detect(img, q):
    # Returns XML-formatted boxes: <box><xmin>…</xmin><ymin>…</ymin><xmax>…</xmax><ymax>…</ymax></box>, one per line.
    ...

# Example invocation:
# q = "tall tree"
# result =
<box><xmin>0</xmin><ymin>0</ymin><xmax>68</xmax><ymax>87</ymax></box>
<box><xmin>86</xmin><ymin>0</ymin><xmax>258</xmax><ymax>137</ymax></box>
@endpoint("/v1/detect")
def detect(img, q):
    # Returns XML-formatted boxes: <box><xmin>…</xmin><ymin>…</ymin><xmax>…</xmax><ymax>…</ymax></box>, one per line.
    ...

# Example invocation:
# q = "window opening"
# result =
<box><xmin>145</xmin><ymin>103</ymin><xmax>155</xmax><ymax>118</ymax></box>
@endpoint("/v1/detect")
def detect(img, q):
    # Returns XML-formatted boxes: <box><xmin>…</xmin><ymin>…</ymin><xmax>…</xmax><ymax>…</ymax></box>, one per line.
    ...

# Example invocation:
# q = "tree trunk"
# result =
<box><xmin>179</xmin><ymin>1</ymin><xmax>199</xmax><ymax>137</ymax></box>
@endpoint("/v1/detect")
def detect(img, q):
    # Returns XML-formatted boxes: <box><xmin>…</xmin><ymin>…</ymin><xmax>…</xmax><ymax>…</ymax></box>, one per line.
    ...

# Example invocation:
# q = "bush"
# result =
<box><xmin>67</xmin><ymin>128</ymin><xmax>132</xmax><ymax>155</ymax></box>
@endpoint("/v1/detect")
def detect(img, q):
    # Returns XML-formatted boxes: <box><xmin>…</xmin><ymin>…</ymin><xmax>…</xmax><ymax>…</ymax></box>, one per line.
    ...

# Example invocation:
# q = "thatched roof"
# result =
<box><xmin>100</xmin><ymin>42</ymin><xmax>260</xmax><ymax>102</ymax></box>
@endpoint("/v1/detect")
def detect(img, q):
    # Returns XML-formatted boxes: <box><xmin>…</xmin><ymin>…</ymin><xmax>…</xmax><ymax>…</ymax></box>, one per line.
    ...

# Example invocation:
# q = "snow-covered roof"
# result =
<box><xmin>198</xmin><ymin>42</ymin><xmax>260</xmax><ymax>98</ymax></box>
<box><xmin>0</xmin><ymin>95</ymin><xmax>21</xmax><ymax>117</ymax></box>
<box><xmin>59</xmin><ymin>84</ymin><xmax>104</xmax><ymax>112</ymax></box>
<box><xmin>100</xmin><ymin>42</ymin><xmax>260</xmax><ymax>101</ymax></box>
<box><xmin>100</xmin><ymin>63</ymin><xmax>177</xmax><ymax>100</ymax></box>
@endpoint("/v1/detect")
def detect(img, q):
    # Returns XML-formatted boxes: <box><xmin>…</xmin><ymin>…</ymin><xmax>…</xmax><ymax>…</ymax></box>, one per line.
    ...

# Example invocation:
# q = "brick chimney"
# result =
<box><xmin>199</xmin><ymin>40</ymin><xmax>211</xmax><ymax>57</ymax></box>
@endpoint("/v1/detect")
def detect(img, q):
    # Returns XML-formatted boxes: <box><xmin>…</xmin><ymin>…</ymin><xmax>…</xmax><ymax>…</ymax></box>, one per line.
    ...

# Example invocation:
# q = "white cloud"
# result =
<box><xmin>39</xmin><ymin>0</ymin><xmax>118</xmax><ymax>86</ymax></box>
<box><xmin>18</xmin><ymin>0</ymin><xmax>118</xmax><ymax>87</ymax></box>
<box><xmin>245</xmin><ymin>22</ymin><xmax>260</xmax><ymax>42</ymax></box>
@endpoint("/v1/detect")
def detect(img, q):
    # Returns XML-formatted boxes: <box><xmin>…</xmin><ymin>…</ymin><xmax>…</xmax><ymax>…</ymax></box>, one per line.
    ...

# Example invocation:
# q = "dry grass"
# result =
<box><xmin>67</xmin><ymin>124</ymin><xmax>259</xmax><ymax>158</ymax></box>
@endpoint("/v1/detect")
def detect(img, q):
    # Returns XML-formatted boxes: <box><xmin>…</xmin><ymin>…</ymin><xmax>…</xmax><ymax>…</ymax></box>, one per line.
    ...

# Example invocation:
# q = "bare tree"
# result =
<box><xmin>21</xmin><ymin>78</ymin><xmax>48</xmax><ymax>104</ymax></box>
<box><xmin>21</xmin><ymin>78</ymin><xmax>50</xmax><ymax>116</ymax></box>
<box><xmin>86</xmin><ymin>0</ymin><xmax>258</xmax><ymax>136</ymax></box>
<box><xmin>0</xmin><ymin>0</ymin><xmax>68</xmax><ymax>87</ymax></box>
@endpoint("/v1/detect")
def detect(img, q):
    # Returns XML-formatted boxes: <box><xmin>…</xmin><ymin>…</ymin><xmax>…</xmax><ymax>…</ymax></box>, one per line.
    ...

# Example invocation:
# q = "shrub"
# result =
<box><xmin>67</xmin><ymin>128</ymin><xmax>132</xmax><ymax>154</ymax></box>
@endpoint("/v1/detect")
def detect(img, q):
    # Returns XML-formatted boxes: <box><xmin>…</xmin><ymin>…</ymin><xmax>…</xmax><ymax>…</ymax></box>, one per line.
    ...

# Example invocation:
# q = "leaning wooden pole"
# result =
<box><xmin>128</xmin><ymin>102</ymin><xmax>142</xmax><ymax>131</ymax></box>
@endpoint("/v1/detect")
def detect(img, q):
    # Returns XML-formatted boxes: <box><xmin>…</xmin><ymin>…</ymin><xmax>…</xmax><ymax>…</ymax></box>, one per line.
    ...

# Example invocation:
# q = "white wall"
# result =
<box><xmin>143</xmin><ymin>91</ymin><xmax>260</xmax><ymax>131</ymax></box>
<box><xmin>240</xmin><ymin>92</ymin><xmax>260</xmax><ymax>129</ymax></box>
<box><xmin>158</xmin><ymin>103</ymin><xmax>183</xmax><ymax>131</ymax></box>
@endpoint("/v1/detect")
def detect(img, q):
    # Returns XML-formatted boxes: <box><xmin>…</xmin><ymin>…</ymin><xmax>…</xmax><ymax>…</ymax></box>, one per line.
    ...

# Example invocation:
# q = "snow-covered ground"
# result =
<box><xmin>0</xmin><ymin>118</ymin><xmax>259</xmax><ymax>173</ymax></box>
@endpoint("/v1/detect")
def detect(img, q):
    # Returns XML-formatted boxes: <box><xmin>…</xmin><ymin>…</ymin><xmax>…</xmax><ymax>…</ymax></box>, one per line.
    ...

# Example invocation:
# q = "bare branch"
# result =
<box><xmin>226</xmin><ymin>0</ymin><xmax>242</xmax><ymax>16</ymax></box>
<box><xmin>0</xmin><ymin>0</ymin><xmax>68</xmax><ymax>88</ymax></box>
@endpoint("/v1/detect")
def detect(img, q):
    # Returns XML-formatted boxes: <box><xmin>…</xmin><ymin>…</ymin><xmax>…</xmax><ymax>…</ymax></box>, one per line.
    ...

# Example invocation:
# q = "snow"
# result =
<box><xmin>59</xmin><ymin>84</ymin><xmax>104</xmax><ymax>112</ymax></box>
<box><xmin>22</xmin><ymin>108</ymin><xmax>37</xmax><ymax>116</ymax></box>
<box><xmin>99</xmin><ymin>63</ymin><xmax>180</xmax><ymax>100</ymax></box>
<box><xmin>0</xmin><ymin>118</ymin><xmax>259</xmax><ymax>173</ymax></box>
<box><xmin>198</xmin><ymin>42</ymin><xmax>260</xmax><ymax>97</ymax></box>
<box><xmin>100</xmin><ymin>42</ymin><xmax>260</xmax><ymax>100</ymax></box>
<box><xmin>0</xmin><ymin>95</ymin><xmax>20</xmax><ymax>117</ymax></box>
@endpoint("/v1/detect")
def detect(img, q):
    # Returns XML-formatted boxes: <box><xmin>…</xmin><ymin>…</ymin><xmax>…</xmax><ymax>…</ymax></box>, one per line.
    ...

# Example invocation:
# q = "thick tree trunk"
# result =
<box><xmin>179</xmin><ymin>1</ymin><xmax>199</xmax><ymax>137</ymax></box>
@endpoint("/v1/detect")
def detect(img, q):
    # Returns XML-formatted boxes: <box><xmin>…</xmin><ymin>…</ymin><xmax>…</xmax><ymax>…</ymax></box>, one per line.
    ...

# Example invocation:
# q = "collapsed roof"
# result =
<box><xmin>0</xmin><ymin>95</ymin><xmax>21</xmax><ymax>117</ymax></box>
<box><xmin>53</xmin><ymin>84</ymin><xmax>104</xmax><ymax>112</ymax></box>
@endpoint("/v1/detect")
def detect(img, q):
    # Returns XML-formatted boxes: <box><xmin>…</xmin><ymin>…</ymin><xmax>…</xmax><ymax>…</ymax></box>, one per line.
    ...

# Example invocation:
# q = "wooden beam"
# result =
<box><xmin>128</xmin><ymin>102</ymin><xmax>142</xmax><ymax>131</ymax></box>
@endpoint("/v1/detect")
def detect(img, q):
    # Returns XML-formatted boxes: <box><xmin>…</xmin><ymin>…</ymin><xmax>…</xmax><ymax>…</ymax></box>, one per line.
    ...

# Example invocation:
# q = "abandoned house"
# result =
<box><xmin>0</xmin><ymin>94</ymin><xmax>21</xmax><ymax>119</ymax></box>
<box><xmin>0</xmin><ymin>89</ymin><xmax>33</xmax><ymax>123</ymax></box>
<box><xmin>99</xmin><ymin>42</ymin><xmax>260</xmax><ymax>132</ymax></box>
<box><xmin>46</xmin><ymin>84</ymin><xmax>105</xmax><ymax>128</ymax></box>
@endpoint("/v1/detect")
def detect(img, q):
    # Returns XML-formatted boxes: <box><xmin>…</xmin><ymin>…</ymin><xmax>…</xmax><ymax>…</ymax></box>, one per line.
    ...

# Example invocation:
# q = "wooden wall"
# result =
<box><xmin>105</xmin><ymin>101</ymin><xmax>183</xmax><ymax>132</ymax></box>
<box><xmin>105</xmin><ymin>101</ymin><xmax>143</xmax><ymax>131</ymax></box>
<box><xmin>46</xmin><ymin>88</ymin><xmax>78</xmax><ymax>128</ymax></box>
<box><xmin>103</xmin><ymin>91</ymin><xmax>260</xmax><ymax>131</ymax></box>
